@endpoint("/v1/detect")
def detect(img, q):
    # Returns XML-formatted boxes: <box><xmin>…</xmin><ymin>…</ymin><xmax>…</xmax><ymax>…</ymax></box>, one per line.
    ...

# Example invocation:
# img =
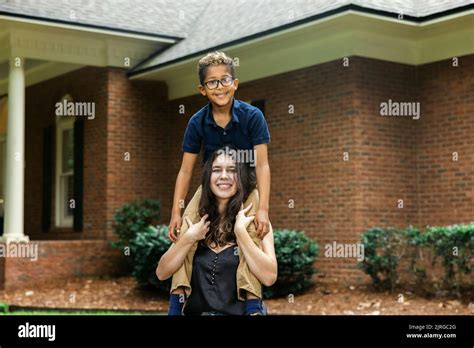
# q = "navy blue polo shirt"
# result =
<box><xmin>182</xmin><ymin>98</ymin><xmax>270</xmax><ymax>163</ymax></box>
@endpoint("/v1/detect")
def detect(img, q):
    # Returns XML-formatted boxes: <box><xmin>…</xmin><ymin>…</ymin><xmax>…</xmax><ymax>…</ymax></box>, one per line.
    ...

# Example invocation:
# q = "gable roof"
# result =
<box><xmin>0</xmin><ymin>0</ymin><xmax>210</xmax><ymax>39</ymax></box>
<box><xmin>128</xmin><ymin>0</ymin><xmax>473</xmax><ymax>75</ymax></box>
<box><xmin>1</xmin><ymin>0</ymin><xmax>472</xmax><ymax>74</ymax></box>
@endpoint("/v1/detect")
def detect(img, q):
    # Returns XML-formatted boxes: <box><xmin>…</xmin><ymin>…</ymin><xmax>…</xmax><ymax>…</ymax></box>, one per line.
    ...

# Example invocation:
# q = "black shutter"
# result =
<box><xmin>41</xmin><ymin>126</ymin><xmax>53</xmax><ymax>232</ymax></box>
<box><xmin>251</xmin><ymin>99</ymin><xmax>265</xmax><ymax>115</ymax></box>
<box><xmin>73</xmin><ymin>120</ymin><xmax>84</xmax><ymax>232</ymax></box>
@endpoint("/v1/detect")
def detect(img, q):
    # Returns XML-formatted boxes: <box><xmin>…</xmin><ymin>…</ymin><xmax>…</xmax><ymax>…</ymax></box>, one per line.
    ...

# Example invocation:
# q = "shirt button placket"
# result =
<box><xmin>211</xmin><ymin>255</ymin><xmax>218</xmax><ymax>285</ymax></box>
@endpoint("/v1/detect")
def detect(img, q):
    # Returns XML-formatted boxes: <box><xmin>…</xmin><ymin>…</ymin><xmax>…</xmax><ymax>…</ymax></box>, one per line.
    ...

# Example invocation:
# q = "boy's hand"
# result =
<box><xmin>168</xmin><ymin>212</ymin><xmax>182</xmax><ymax>243</ymax></box>
<box><xmin>255</xmin><ymin>208</ymin><xmax>270</xmax><ymax>238</ymax></box>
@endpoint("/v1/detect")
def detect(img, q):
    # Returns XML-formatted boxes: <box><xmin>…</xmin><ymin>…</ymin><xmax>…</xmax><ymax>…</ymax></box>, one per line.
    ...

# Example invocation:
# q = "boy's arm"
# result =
<box><xmin>254</xmin><ymin>143</ymin><xmax>271</xmax><ymax>238</ymax></box>
<box><xmin>168</xmin><ymin>152</ymin><xmax>198</xmax><ymax>242</ymax></box>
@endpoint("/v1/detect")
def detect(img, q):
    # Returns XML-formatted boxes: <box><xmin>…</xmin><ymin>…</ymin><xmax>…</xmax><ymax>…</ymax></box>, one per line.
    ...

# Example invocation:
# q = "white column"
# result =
<box><xmin>0</xmin><ymin>57</ymin><xmax>29</xmax><ymax>243</ymax></box>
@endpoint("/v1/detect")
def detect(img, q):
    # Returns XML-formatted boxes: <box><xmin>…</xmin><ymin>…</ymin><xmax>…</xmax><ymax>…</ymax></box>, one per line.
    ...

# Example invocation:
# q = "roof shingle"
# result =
<box><xmin>1</xmin><ymin>0</ymin><xmax>471</xmax><ymax>69</ymax></box>
<box><xmin>0</xmin><ymin>0</ymin><xmax>210</xmax><ymax>38</ymax></box>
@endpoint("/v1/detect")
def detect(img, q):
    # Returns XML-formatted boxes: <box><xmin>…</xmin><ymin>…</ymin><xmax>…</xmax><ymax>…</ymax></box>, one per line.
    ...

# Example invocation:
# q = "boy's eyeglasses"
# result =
<box><xmin>203</xmin><ymin>76</ymin><xmax>234</xmax><ymax>90</ymax></box>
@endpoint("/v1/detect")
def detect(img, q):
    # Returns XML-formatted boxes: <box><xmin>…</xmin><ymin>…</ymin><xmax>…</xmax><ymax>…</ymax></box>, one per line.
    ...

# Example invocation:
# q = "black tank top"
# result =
<box><xmin>183</xmin><ymin>242</ymin><xmax>245</xmax><ymax>315</ymax></box>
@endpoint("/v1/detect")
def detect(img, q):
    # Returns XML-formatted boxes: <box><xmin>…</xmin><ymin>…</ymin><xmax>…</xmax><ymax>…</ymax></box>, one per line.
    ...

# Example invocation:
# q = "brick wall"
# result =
<box><xmin>417</xmin><ymin>55</ymin><xmax>474</xmax><ymax>226</ymax></box>
<box><xmin>105</xmin><ymin>69</ymin><xmax>169</xmax><ymax>239</ymax></box>
<box><xmin>0</xmin><ymin>241</ymin><xmax>124</xmax><ymax>290</ymax></box>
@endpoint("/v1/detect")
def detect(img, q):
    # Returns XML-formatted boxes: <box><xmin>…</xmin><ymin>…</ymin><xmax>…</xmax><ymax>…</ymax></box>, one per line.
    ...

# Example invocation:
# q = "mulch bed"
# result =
<box><xmin>0</xmin><ymin>276</ymin><xmax>472</xmax><ymax>315</ymax></box>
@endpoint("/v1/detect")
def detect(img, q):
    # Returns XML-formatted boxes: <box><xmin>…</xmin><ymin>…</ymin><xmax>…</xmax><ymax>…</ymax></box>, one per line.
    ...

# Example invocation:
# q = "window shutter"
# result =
<box><xmin>73</xmin><ymin>120</ymin><xmax>84</xmax><ymax>232</ymax></box>
<box><xmin>41</xmin><ymin>125</ymin><xmax>53</xmax><ymax>232</ymax></box>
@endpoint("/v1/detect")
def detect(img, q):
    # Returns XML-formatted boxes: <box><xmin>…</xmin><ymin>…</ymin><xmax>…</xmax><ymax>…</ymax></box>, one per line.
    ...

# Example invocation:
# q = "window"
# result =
<box><xmin>55</xmin><ymin>96</ymin><xmax>75</xmax><ymax>228</ymax></box>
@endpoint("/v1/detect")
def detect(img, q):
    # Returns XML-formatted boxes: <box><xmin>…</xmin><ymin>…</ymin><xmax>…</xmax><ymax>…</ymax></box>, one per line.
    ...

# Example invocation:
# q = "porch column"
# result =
<box><xmin>0</xmin><ymin>57</ymin><xmax>29</xmax><ymax>243</ymax></box>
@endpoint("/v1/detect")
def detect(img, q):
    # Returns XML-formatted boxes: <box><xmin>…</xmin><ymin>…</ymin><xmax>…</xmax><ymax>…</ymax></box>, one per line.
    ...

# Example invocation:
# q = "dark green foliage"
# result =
<box><xmin>360</xmin><ymin>224</ymin><xmax>473</xmax><ymax>293</ymax></box>
<box><xmin>359</xmin><ymin>227</ymin><xmax>415</xmax><ymax>291</ymax></box>
<box><xmin>263</xmin><ymin>229</ymin><xmax>319</xmax><ymax>298</ymax></box>
<box><xmin>111</xmin><ymin>199</ymin><xmax>161</xmax><ymax>272</ymax></box>
<box><xmin>129</xmin><ymin>225</ymin><xmax>172</xmax><ymax>294</ymax></box>
<box><xmin>112</xmin><ymin>199</ymin><xmax>161</xmax><ymax>243</ymax></box>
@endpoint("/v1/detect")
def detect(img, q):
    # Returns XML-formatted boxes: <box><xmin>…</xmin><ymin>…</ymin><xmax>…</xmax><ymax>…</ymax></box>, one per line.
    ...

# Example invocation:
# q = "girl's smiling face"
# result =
<box><xmin>199</xmin><ymin>64</ymin><xmax>239</xmax><ymax>107</ymax></box>
<box><xmin>210</xmin><ymin>153</ymin><xmax>238</xmax><ymax>200</ymax></box>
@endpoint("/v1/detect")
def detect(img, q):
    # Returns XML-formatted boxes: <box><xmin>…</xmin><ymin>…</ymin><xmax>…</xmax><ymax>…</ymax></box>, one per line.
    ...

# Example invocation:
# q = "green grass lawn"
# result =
<box><xmin>2</xmin><ymin>311</ymin><xmax>163</xmax><ymax>315</ymax></box>
<box><xmin>0</xmin><ymin>304</ymin><xmax>164</xmax><ymax>315</ymax></box>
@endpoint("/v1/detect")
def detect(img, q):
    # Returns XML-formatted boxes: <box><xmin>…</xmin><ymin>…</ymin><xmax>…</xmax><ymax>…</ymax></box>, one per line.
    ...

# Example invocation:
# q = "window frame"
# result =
<box><xmin>55</xmin><ymin>114</ymin><xmax>75</xmax><ymax>228</ymax></box>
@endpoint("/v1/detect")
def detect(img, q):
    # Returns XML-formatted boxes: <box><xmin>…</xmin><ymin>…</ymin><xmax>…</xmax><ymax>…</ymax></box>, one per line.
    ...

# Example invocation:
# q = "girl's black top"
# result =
<box><xmin>183</xmin><ymin>242</ymin><xmax>245</xmax><ymax>315</ymax></box>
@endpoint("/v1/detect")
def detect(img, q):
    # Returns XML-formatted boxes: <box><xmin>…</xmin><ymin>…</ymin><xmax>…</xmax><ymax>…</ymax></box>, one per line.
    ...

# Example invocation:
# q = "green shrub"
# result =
<box><xmin>112</xmin><ymin>199</ymin><xmax>161</xmax><ymax>244</ymax></box>
<box><xmin>111</xmin><ymin>199</ymin><xmax>161</xmax><ymax>272</ymax></box>
<box><xmin>263</xmin><ymin>229</ymin><xmax>319</xmax><ymax>298</ymax></box>
<box><xmin>129</xmin><ymin>224</ymin><xmax>171</xmax><ymax>294</ymax></box>
<box><xmin>359</xmin><ymin>227</ymin><xmax>417</xmax><ymax>291</ymax></box>
<box><xmin>360</xmin><ymin>224</ymin><xmax>473</xmax><ymax>293</ymax></box>
<box><xmin>423</xmin><ymin>223</ymin><xmax>473</xmax><ymax>291</ymax></box>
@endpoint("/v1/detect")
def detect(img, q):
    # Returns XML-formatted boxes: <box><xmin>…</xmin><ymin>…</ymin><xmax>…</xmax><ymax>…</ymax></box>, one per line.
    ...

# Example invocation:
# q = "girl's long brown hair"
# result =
<box><xmin>199</xmin><ymin>146</ymin><xmax>256</xmax><ymax>248</ymax></box>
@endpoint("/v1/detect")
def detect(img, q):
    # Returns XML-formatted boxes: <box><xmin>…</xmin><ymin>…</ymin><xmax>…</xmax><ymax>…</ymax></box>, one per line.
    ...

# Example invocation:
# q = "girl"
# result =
<box><xmin>156</xmin><ymin>147</ymin><xmax>277</xmax><ymax>315</ymax></box>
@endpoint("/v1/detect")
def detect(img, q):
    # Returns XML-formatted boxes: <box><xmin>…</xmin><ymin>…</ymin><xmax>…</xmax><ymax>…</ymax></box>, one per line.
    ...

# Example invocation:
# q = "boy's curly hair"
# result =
<box><xmin>197</xmin><ymin>51</ymin><xmax>236</xmax><ymax>85</ymax></box>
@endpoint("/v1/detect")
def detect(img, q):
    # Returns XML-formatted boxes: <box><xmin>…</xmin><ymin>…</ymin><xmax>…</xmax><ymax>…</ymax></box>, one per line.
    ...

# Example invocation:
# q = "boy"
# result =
<box><xmin>167</xmin><ymin>51</ymin><xmax>271</xmax><ymax>315</ymax></box>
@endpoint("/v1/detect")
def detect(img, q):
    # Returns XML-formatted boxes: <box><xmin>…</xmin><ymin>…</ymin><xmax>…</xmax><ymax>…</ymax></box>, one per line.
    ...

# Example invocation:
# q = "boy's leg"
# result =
<box><xmin>168</xmin><ymin>287</ymin><xmax>186</xmax><ymax>316</ymax></box>
<box><xmin>171</xmin><ymin>287</ymin><xmax>185</xmax><ymax>295</ymax></box>
<box><xmin>236</xmin><ymin>188</ymin><xmax>264</xmax><ymax>301</ymax></box>
<box><xmin>244</xmin><ymin>290</ymin><xmax>266</xmax><ymax>315</ymax></box>
<box><xmin>169</xmin><ymin>185</ymin><xmax>203</xmax><ymax>297</ymax></box>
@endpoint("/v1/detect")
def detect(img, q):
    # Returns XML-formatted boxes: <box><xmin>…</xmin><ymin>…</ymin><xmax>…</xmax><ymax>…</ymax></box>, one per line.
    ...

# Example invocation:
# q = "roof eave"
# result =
<box><xmin>128</xmin><ymin>3</ymin><xmax>474</xmax><ymax>78</ymax></box>
<box><xmin>0</xmin><ymin>10</ymin><xmax>183</xmax><ymax>43</ymax></box>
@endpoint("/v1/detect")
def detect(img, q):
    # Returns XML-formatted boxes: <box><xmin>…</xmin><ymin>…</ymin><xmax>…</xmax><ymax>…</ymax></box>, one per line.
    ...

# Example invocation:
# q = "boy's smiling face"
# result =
<box><xmin>198</xmin><ymin>64</ymin><xmax>239</xmax><ymax>108</ymax></box>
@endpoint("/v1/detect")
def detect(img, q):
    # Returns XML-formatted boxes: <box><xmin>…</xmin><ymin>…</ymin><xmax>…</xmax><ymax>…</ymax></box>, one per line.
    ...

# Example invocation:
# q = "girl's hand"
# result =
<box><xmin>183</xmin><ymin>214</ymin><xmax>210</xmax><ymax>243</ymax></box>
<box><xmin>234</xmin><ymin>203</ymin><xmax>255</xmax><ymax>233</ymax></box>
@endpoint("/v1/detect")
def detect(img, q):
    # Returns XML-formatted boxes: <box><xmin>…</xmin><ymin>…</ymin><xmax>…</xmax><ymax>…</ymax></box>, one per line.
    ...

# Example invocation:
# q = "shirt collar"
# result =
<box><xmin>205</xmin><ymin>98</ymin><xmax>240</xmax><ymax>125</ymax></box>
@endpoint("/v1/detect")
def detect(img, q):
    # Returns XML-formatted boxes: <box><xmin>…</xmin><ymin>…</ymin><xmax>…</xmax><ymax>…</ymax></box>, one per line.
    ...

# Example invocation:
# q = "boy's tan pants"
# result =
<box><xmin>170</xmin><ymin>185</ymin><xmax>262</xmax><ymax>301</ymax></box>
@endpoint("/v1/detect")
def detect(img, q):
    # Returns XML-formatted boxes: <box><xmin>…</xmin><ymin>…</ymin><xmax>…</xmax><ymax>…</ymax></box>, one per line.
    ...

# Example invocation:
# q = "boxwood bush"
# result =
<box><xmin>359</xmin><ymin>223</ymin><xmax>473</xmax><ymax>293</ymax></box>
<box><xmin>358</xmin><ymin>226</ymin><xmax>419</xmax><ymax>291</ymax></box>
<box><xmin>112</xmin><ymin>199</ymin><xmax>161</xmax><ymax>244</ymax></box>
<box><xmin>422</xmin><ymin>224</ymin><xmax>473</xmax><ymax>291</ymax></box>
<box><xmin>129</xmin><ymin>224</ymin><xmax>171</xmax><ymax>294</ymax></box>
<box><xmin>263</xmin><ymin>229</ymin><xmax>319</xmax><ymax>298</ymax></box>
<box><xmin>111</xmin><ymin>199</ymin><xmax>161</xmax><ymax>272</ymax></box>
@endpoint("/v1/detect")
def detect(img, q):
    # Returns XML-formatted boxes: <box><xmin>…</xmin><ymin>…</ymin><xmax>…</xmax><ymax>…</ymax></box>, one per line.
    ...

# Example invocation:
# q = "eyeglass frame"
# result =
<box><xmin>202</xmin><ymin>76</ymin><xmax>235</xmax><ymax>90</ymax></box>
